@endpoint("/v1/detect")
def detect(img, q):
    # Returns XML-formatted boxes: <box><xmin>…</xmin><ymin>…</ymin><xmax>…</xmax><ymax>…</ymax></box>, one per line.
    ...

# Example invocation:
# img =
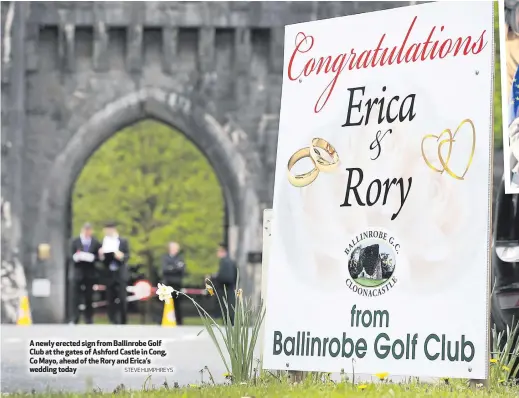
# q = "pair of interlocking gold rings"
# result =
<box><xmin>420</xmin><ymin>118</ymin><xmax>476</xmax><ymax>181</ymax></box>
<box><xmin>287</xmin><ymin>138</ymin><xmax>340</xmax><ymax>187</ymax></box>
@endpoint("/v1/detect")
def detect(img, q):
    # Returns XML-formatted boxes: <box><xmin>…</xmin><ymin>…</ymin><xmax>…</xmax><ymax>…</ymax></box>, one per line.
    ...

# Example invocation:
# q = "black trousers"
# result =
<box><xmin>106</xmin><ymin>270</ymin><xmax>127</xmax><ymax>324</ymax></box>
<box><xmin>216</xmin><ymin>282</ymin><xmax>235</xmax><ymax>325</ymax></box>
<box><xmin>163</xmin><ymin>280</ymin><xmax>183</xmax><ymax>325</ymax></box>
<box><xmin>72</xmin><ymin>270</ymin><xmax>96</xmax><ymax>324</ymax></box>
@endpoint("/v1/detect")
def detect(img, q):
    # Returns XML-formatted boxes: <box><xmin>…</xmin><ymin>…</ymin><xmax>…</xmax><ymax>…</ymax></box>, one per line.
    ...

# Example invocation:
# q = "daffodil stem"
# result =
<box><xmin>173</xmin><ymin>291</ymin><xmax>223</xmax><ymax>332</ymax></box>
<box><xmin>204</xmin><ymin>366</ymin><xmax>216</xmax><ymax>385</ymax></box>
<box><xmin>162</xmin><ymin>279</ymin><xmax>264</xmax><ymax>384</ymax></box>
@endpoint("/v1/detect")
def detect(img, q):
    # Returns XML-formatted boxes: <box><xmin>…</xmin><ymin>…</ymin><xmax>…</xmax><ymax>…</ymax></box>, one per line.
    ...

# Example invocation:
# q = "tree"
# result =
<box><xmin>380</xmin><ymin>253</ymin><xmax>394</xmax><ymax>279</ymax></box>
<box><xmin>72</xmin><ymin>120</ymin><xmax>224</xmax><ymax>284</ymax></box>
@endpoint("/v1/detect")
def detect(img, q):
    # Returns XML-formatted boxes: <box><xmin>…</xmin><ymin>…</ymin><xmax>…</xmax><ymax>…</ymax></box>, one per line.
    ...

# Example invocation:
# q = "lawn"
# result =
<box><xmin>7</xmin><ymin>377</ymin><xmax>519</xmax><ymax>397</ymax></box>
<box><xmin>354</xmin><ymin>278</ymin><xmax>388</xmax><ymax>287</ymax></box>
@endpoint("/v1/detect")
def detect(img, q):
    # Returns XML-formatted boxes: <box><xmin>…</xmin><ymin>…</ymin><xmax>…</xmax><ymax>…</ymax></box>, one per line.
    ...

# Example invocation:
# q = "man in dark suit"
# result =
<box><xmin>161</xmin><ymin>241</ymin><xmax>186</xmax><ymax>325</ymax></box>
<box><xmin>213</xmin><ymin>243</ymin><xmax>237</xmax><ymax>324</ymax></box>
<box><xmin>71</xmin><ymin>222</ymin><xmax>101</xmax><ymax>324</ymax></box>
<box><xmin>98</xmin><ymin>221</ymin><xmax>130</xmax><ymax>325</ymax></box>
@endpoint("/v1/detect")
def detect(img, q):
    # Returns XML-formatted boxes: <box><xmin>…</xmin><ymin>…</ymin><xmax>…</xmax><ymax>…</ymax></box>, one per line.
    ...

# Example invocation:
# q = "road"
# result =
<box><xmin>1</xmin><ymin>325</ymin><xmax>247</xmax><ymax>393</ymax></box>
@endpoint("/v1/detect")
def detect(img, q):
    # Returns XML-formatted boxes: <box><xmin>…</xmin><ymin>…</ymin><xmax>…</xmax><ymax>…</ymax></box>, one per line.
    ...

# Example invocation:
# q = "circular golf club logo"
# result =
<box><xmin>345</xmin><ymin>229</ymin><xmax>399</xmax><ymax>296</ymax></box>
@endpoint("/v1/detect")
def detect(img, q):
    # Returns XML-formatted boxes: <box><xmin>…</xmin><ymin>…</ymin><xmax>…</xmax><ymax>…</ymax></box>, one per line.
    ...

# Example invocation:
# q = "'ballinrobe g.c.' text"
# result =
<box><xmin>288</xmin><ymin>16</ymin><xmax>487</xmax><ymax>113</ymax></box>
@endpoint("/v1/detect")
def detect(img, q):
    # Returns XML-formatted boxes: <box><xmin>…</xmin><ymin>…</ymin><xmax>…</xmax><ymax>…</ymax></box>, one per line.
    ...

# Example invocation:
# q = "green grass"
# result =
<box><xmin>353</xmin><ymin>278</ymin><xmax>388</xmax><ymax>287</ymax></box>
<box><xmin>7</xmin><ymin>377</ymin><xmax>519</xmax><ymax>397</ymax></box>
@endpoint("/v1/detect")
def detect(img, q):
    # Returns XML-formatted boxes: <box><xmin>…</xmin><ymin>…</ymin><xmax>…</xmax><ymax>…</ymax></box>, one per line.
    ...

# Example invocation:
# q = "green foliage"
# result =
<box><xmin>9</xmin><ymin>376</ymin><xmax>519</xmax><ymax>397</ymax></box>
<box><xmin>495</xmin><ymin>1</ymin><xmax>504</xmax><ymax>149</ymax></box>
<box><xmin>491</xmin><ymin>320</ymin><xmax>519</xmax><ymax>383</ymax></box>
<box><xmin>72</xmin><ymin>120</ymin><xmax>224</xmax><ymax>282</ymax></box>
<box><xmin>176</xmin><ymin>277</ymin><xmax>265</xmax><ymax>383</ymax></box>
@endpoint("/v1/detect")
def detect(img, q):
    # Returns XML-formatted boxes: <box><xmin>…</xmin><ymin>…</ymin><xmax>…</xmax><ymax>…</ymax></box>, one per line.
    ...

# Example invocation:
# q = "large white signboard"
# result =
<box><xmin>262</xmin><ymin>1</ymin><xmax>493</xmax><ymax>379</ymax></box>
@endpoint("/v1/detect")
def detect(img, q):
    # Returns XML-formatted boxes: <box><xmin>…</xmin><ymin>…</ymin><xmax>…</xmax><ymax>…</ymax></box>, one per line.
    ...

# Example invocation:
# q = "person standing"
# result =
<box><xmin>98</xmin><ymin>222</ymin><xmax>130</xmax><ymax>325</ymax></box>
<box><xmin>212</xmin><ymin>243</ymin><xmax>237</xmax><ymax>324</ymax></box>
<box><xmin>70</xmin><ymin>223</ymin><xmax>101</xmax><ymax>324</ymax></box>
<box><xmin>161</xmin><ymin>242</ymin><xmax>186</xmax><ymax>325</ymax></box>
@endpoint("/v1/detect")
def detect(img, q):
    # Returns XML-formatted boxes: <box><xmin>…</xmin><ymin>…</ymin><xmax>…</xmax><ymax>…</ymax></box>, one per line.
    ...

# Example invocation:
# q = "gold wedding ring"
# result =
<box><xmin>287</xmin><ymin>138</ymin><xmax>340</xmax><ymax>188</ymax></box>
<box><xmin>310</xmin><ymin>138</ymin><xmax>340</xmax><ymax>172</ymax></box>
<box><xmin>287</xmin><ymin>148</ymin><xmax>319</xmax><ymax>187</ymax></box>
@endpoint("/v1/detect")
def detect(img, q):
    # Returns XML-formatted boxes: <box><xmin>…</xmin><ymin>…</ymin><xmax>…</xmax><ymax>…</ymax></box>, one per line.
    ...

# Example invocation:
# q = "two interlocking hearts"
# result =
<box><xmin>421</xmin><ymin>119</ymin><xmax>476</xmax><ymax>181</ymax></box>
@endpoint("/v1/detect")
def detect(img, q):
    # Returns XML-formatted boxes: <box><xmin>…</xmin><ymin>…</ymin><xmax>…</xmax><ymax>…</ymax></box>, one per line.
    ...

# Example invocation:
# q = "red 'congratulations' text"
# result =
<box><xmin>287</xmin><ymin>16</ymin><xmax>488</xmax><ymax>114</ymax></box>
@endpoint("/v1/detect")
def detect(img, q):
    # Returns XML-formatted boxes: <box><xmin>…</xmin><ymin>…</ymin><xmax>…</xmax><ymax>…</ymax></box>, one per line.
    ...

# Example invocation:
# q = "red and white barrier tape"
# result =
<box><xmin>79</xmin><ymin>282</ymin><xmax>208</xmax><ymax>311</ymax></box>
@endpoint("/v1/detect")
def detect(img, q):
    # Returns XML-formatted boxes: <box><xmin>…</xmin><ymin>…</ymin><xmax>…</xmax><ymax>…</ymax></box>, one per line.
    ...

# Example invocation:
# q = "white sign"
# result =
<box><xmin>259</xmin><ymin>209</ymin><xmax>273</xmax><ymax>369</ymax></box>
<box><xmin>262</xmin><ymin>1</ymin><xmax>493</xmax><ymax>379</ymax></box>
<box><xmin>102</xmin><ymin>236</ymin><xmax>120</xmax><ymax>253</ymax></box>
<box><xmin>73</xmin><ymin>251</ymin><xmax>95</xmax><ymax>263</ymax></box>
<box><xmin>32</xmin><ymin>279</ymin><xmax>51</xmax><ymax>297</ymax></box>
<box><xmin>498</xmin><ymin>0</ymin><xmax>519</xmax><ymax>193</ymax></box>
<box><xmin>132</xmin><ymin>280</ymin><xmax>153</xmax><ymax>300</ymax></box>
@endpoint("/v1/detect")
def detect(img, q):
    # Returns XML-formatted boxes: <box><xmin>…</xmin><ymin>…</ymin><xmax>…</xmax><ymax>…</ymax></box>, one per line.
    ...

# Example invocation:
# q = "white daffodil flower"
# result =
<box><xmin>156</xmin><ymin>283</ymin><xmax>174</xmax><ymax>301</ymax></box>
<box><xmin>205</xmin><ymin>283</ymin><xmax>214</xmax><ymax>296</ymax></box>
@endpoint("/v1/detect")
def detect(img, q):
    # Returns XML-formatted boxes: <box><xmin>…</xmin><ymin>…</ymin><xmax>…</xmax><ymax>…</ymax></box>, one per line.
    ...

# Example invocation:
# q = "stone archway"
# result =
<box><xmin>31</xmin><ymin>88</ymin><xmax>261</xmax><ymax>323</ymax></box>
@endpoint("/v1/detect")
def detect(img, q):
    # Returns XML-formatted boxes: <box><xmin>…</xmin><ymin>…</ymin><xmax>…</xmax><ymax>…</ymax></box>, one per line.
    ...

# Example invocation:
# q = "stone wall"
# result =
<box><xmin>1</xmin><ymin>198</ymin><xmax>28</xmax><ymax>323</ymax></box>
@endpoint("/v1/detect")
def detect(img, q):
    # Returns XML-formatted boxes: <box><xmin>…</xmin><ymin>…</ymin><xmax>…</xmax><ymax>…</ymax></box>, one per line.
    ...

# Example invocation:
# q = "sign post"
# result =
<box><xmin>259</xmin><ymin>209</ymin><xmax>272</xmax><ymax>372</ymax></box>
<box><xmin>260</xmin><ymin>209</ymin><xmax>306</xmax><ymax>382</ymax></box>
<box><xmin>262</xmin><ymin>1</ymin><xmax>494</xmax><ymax>381</ymax></box>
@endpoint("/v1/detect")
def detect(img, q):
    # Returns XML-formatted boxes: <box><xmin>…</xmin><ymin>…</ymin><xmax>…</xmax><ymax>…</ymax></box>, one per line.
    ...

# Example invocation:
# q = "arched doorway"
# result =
<box><xmin>31</xmin><ymin>88</ymin><xmax>261</xmax><ymax>323</ymax></box>
<box><xmin>69</xmin><ymin>119</ymin><xmax>226</xmax><ymax>323</ymax></box>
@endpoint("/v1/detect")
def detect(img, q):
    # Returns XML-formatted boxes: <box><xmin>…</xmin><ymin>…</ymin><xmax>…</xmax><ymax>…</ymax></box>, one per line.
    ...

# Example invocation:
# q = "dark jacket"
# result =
<box><xmin>215</xmin><ymin>256</ymin><xmax>237</xmax><ymax>286</ymax></box>
<box><xmin>71</xmin><ymin>236</ymin><xmax>101</xmax><ymax>277</ymax></box>
<box><xmin>162</xmin><ymin>251</ymin><xmax>186</xmax><ymax>286</ymax></box>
